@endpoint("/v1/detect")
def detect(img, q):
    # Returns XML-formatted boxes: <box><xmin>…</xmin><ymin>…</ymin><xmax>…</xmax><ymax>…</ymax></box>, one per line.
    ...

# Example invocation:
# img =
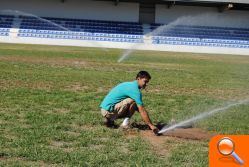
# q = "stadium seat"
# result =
<box><xmin>151</xmin><ymin>23</ymin><xmax>249</xmax><ymax>48</ymax></box>
<box><xmin>2</xmin><ymin>14</ymin><xmax>248</xmax><ymax>47</ymax></box>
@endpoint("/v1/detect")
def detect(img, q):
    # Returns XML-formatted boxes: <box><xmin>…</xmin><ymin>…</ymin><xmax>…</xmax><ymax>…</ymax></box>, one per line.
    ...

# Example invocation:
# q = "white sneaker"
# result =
<box><xmin>120</xmin><ymin>118</ymin><xmax>130</xmax><ymax>128</ymax></box>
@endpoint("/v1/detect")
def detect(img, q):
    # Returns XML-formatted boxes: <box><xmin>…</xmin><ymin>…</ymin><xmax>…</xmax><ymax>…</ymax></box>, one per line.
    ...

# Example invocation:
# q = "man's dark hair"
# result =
<box><xmin>136</xmin><ymin>71</ymin><xmax>151</xmax><ymax>80</ymax></box>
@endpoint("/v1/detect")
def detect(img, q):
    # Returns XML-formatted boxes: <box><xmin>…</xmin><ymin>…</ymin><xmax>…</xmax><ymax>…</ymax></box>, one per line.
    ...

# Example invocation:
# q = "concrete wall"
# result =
<box><xmin>0</xmin><ymin>0</ymin><xmax>139</xmax><ymax>22</ymax></box>
<box><xmin>155</xmin><ymin>5</ymin><xmax>249</xmax><ymax>28</ymax></box>
<box><xmin>1</xmin><ymin>36</ymin><xmax>249</xmax><ymax>56</ymax></box>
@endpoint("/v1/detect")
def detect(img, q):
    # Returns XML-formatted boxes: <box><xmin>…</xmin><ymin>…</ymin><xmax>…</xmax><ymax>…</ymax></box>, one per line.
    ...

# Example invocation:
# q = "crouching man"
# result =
<box><xmin>100</xmin><ymin>71</ymin><xmax>159</xmax><ymax>135</ymax></box>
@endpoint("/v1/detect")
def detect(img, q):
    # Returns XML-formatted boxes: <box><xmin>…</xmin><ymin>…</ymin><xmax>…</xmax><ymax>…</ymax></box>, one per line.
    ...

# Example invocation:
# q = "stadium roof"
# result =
<box><xmin>97</xmin><ymin>0</ymin><xmax>249</xmax><ymax>10</ymax></box>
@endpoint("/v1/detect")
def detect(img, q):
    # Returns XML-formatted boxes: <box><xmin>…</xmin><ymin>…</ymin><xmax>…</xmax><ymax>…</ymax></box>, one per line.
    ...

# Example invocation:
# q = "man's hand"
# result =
<box><xmin>149</xmin><ymin>124</ymin><xmax>160</xmax><ymax>136</ymax></box>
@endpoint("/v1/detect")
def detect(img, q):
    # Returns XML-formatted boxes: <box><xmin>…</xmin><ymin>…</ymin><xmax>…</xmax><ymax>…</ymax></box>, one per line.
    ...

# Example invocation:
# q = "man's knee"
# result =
<box><xmin>129</xmin><ymin>101</ymin><xmax>138</xmax><ymax>112</ymax></box>
<box><xmin>124</xmin><ymin>98</ymin><xmax>137</xmax><ymax>110</ymax></box>
<box><xmin>124</xmin><ymin>98</ymin><xmax>134</xmax><ymax>104</ymax></box>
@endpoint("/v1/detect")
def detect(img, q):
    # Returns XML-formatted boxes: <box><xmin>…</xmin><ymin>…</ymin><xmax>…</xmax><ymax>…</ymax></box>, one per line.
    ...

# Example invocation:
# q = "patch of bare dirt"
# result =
<box><xmin>0</xmin><ymin>120</ymin><xmax>11</xmax><ymax>125</ymax></box>
<box><xmin>0</xmin><ymin>152</ymin><xmax>8</xmax><ymax>160</ymax></box>
<box><xmin>140</xmin><ymin>130</ymin><xmax>171</xmax><ymax>156</ymax></box>
<box><xmin>124</xmin><ymin>123</ymin><xmax>215</xmax><ymax>157</ymax></box>
<box><xmin>2</xmin><ymin>133</ymin><xmax>18</xmax><ymax>141</ymax></box>
<box><xmin>69</xmin><ymin>123</ymin><xmax>98</xmax><ymax>132</ymax></box>
<box><xmin>50</xmin><ymin>140</ymin><xmax>66</xmax><ymax>147</ymax></box>
<box><xmin>97</xmin><ymin>87</ymin><xmax>105</xmax><ymax>93</ymax></box>
<box><xmin>52</xmin><ymin>108</ymin><xmax>71</xmax><ymax>114</ymax></box>
<box><xmin>140</xmin><ymin>128</ymin><xmax>214</xmax><ymax>157</ymax></box>
<box><xmin>98</xmin><ymin>137</ymin><xmax>109</xmax><ymax>142</ymax></box>
<box><xmin>0</xmin><ymin>56</ymin><xmax>88</xmax><ymax>67</ymax></box>
<box><xmin>65</xmin><ymin>131</ymin><xmax>81</xmax><ymax>137</ymax></box>
<box><xmin>64</xmin><ymin>83</ymin><xmax>89</xmax><ymax>92</ymax></box>
<box><xmin>119</xmin><ymin>145</ymin><xmax>130</xmax><ymax>154</ymax></box>
<box><xmin>140</xmin><ymin>62</ymin><xmax>193</xmax><ymax>71</ymax></box>
<box><xmin>0</xmin><ymin>156</ymin><xmax>55</xmax><ymax>166</ymax></box>
<box><xmin>0</xmin><ymin>79</ymin><xmax>53</xmax><ymax>90</ymax></box>
<box><xmin>128</xmin><ymin>123</ymin><xmax>214</xmax><ymax>140</ymax></box>
<box><xmin>162</xmin><ymin>128</ymin><xmax>215</xmax><ymax>140</ymax></box>
<box><xmin>88</xmin><ymin>144</ymin><xmax>105</xmax><ymax>150</ymax></box>
<box><xmin>49</xmin><ymin>140</ymin><xmax>75</xmax><ymax>153</ymax></box>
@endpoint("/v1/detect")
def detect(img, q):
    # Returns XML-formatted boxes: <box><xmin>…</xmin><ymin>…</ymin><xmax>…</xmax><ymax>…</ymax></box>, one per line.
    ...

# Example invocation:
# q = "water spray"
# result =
<box><xmin>118</xmin><ymin>12</ymin><xmax>249</xmax><ymax>63</ymax></box>
<box><xmin>158</xmin><ymin>99</ymin><xmax>249</xmax><ymax>134</ymax></box>
<box><xmin>0</xmin><ymin>9</ymin><xmax>108</xmax><ymax>51</ymax></box>
<box><xmin>1</xmin><ymin>9</ymin><xmax>70</xmax><ymax>31</ymax></box>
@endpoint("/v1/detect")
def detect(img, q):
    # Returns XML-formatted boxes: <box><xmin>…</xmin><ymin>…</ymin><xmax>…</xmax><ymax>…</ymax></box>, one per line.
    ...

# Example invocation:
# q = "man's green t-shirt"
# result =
<box><xmin>100</xmin><ymin>80</ymin><xmax>143</xmax><ymax>112</ymax></box>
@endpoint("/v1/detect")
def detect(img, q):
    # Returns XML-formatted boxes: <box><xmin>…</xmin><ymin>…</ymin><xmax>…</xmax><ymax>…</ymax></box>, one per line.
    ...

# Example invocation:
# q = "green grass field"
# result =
<box><xmin>0</xmin><ymin>43</ymin><xmax>248</xmax><ymax>166</ymax></box>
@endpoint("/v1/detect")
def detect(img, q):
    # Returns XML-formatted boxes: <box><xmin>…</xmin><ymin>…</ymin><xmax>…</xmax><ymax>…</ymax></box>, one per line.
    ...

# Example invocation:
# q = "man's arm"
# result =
<box><xmin>137</xmin><ymin>105</ymin><xmax>159</xmax><ymax>134</ymax></box>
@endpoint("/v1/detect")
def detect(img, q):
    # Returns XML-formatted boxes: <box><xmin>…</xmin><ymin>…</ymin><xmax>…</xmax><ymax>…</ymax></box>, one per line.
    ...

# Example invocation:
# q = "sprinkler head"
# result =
<box><xmin>153</xmin><ymin>128</ymin><xmax>161</xmax><ymax>136</ymax></box>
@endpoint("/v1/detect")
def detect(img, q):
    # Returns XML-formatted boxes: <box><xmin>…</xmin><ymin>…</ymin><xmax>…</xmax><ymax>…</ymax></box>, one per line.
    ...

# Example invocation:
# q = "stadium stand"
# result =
<box><xmin>1</xmin><ymin>14</ymin><xmax>249</xmax><ymax>48</ymax></box>
<box><xmin>17</xmin><ymin>15</ymin><xmax>144</xmax><ymax>43</ymax></box>
<box><xmin>0</xmin><ymin>15</ymin><xmax>13</xmax><ymax>36</ymax></box>
<box><xmin>151</xmin><ymin>23</ymin><xmax>249</xmax><ymax>48</ymax></box>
